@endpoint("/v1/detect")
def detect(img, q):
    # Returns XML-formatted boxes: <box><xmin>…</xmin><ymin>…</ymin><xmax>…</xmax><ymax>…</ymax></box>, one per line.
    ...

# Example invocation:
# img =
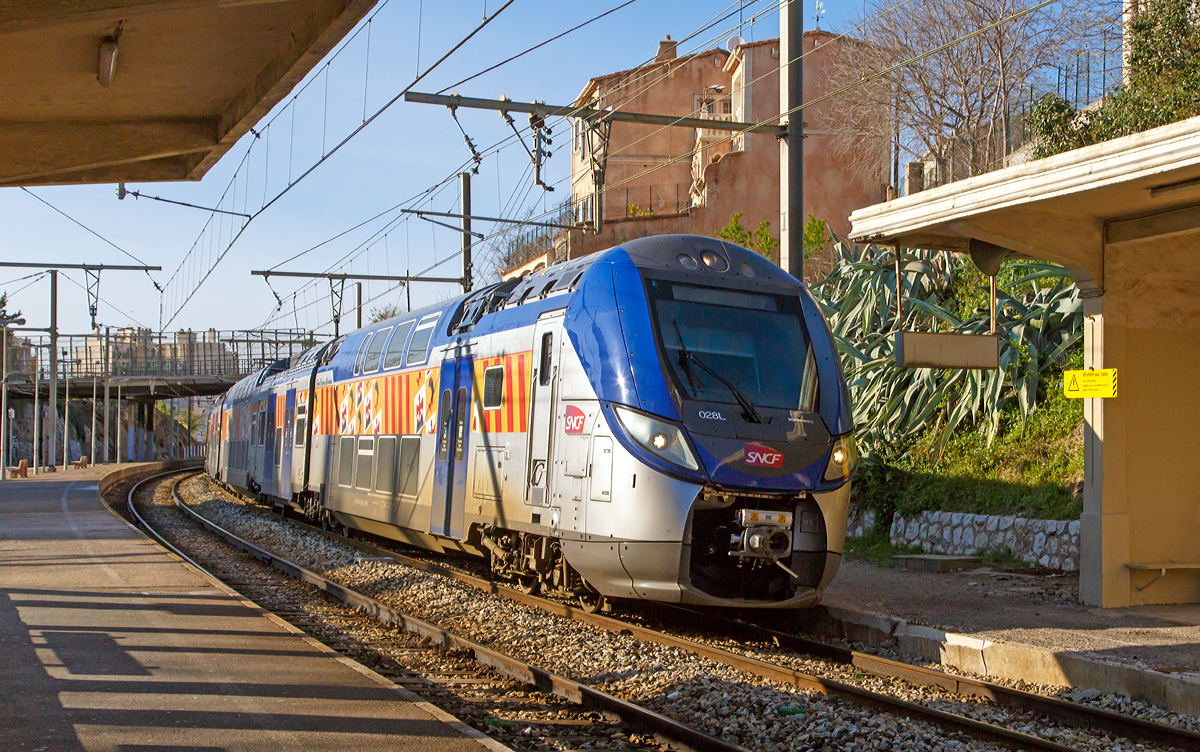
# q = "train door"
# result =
<box><xmin>430</xmin><ymin>350</ymin><xmax>474</xmax><ymax>539</ymax></box>
<box><xmin>526</xmin><ymin>313</ymin><xmax>563</xmax><ymax>507</ymax></box>
<box><xmin>279</xmin><ymin>388</ymin><xmax>296</xmax><ymax>499</ymax></box>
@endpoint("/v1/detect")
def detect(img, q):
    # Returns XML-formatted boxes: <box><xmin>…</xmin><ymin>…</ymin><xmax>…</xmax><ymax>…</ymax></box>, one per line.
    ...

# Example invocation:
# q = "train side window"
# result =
<box><xmin>482</xmin><ymin>366</ymin><xmax>504</xmax><ymax>410</ymax></box>
<box><xmin>355</xmin><ymin>437</ymin><xmax>375</xmax><ymax>489</ymax></box>
<box><xmin>295</xmin><ymin>404</ymin><xmax>307</xmax><ymax>446</ymax></box>
<box><xmin>375</xmin><ymin>437</ymin><xmax>397</xmax><ymax>494</ymax></box>
<box><xmin>454</xmin><ymin>387</ymin><xmax>468</xmax><ymax>462</ymax></box>
<box><xmin>354</xmin><ymin>334</ymin><xmax>372</xmax><ymax>375</ymax></box>
<box><xmin>337</xmin><ymin>436</ymin><xmax>355</xmax><ymax>487</ymax></box>
<box><xmin>259</xmin><ymin>410</ymin><xmax>267</xmax><ymax>444</ymax></box>
<box><xmin>274</xmin><ymin>428</ymin><xmax>282</xmax><ymax>465</ymax></box>
<box><xmin>437</xmin><ymin>390</ymin><xmax>452</xmax><ymax>460</ymax></box>
<box><xmin>251</xmin><ymin>414</ymin><xmax>258</xmax><ymax>446</ymax></box>
<box><xmin>363</xmin><ymin>327</ymin><xmax>390</xmax><ymax>372</ymax></box>
<box><xmin>383</xmin><ymin>321</ymin><xmax>414</xmax><ymax>369</ymax></box>
<box><xmin>399</xmin><ymin>437</ymin><xmax>420</xmax><ymax>496</ymax></box>
<box><xmin>539</xmin><ymin>333</ymin><xmax>553</xmax><ymax>386</ymax></box>
<box><xmin>406</xmin><ymin>314</ymin><xmax>440</xmax><ymax>366</ymax></box>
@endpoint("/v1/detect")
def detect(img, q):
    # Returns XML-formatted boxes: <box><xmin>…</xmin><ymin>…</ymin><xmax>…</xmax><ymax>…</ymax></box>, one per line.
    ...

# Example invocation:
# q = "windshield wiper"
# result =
<box><xmin>672</xmin><ymin>320</ymin><xmax>763</xmax><ymax>423</ymax></box>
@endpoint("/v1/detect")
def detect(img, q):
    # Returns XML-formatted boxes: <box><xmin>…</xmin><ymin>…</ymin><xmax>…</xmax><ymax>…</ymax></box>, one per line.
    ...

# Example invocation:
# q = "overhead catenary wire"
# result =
<box><xmin>159</xmin><ymin>0</ymin><xmax>516</xmax><ymax>331</ymax></box>
<box><xmin>267</xmin><ymin>0</ymin><xmax>1070</xmax><ymax>336</ymax></box>
<box><xmin>19</xmin><ymin>187</ymin><xmax>162</xmax><ymax>291</ymax></box>
<box><xmin>256</xmin><ymin>2</ymin><xmax>780</xmax><ymax>329</ymax></box>
<box><xmin>399</xmin><ymin>0</ymin><xmax>1068</xmax><ymax>278</ymax></box>
<box><xmin>60</xmin><ymin>270</ymin><xmax>148</xmax><ymax>329</ymax></box>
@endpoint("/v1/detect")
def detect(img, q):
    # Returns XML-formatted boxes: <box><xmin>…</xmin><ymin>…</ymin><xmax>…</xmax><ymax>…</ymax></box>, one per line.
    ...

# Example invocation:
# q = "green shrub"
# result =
<box><xmin>1029</xmin><ymin>0</ymin><xmax>1200</xmax><ymax>158</ymax></box>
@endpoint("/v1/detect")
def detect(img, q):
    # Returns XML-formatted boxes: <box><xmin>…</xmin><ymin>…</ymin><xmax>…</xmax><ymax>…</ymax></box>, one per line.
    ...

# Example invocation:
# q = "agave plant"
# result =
<box><xmin>809</xmin><ymin>241</ymin><xmax>1082</xmax><ymax>461</ymax></box>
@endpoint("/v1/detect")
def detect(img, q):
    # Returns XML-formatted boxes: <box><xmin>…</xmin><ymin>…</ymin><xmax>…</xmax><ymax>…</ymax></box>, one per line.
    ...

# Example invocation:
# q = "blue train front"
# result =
<box><xmin>207</xmin><ymin>234</ymin><xmax>856</xmax><ymax>610</ymax></box>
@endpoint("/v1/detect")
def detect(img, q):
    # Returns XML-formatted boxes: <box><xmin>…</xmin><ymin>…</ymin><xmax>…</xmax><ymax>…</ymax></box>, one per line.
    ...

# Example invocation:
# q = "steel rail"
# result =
<box><xmin>192</xmin><ymin>477</ymin><xmax>1199</xmax><ymax>752</ymax></box>
<box><xmin>142</xmin><ymin>474</ymin><xmax>752</xmax><ymax>752</ymax></box>
<box><xmin>273</xmin><ymin>519</ymin><xmax>1084</xmax><ymax>752</ymax></box>
<box><xmin>663</xmin><ymin>608</ymin><xmax>1200</xmax><ymax>752</ymax></box>
<box><xmin>266</xmin><ymin>503</ymin><xmax>1200</xmax><ymax>752</ymax></box>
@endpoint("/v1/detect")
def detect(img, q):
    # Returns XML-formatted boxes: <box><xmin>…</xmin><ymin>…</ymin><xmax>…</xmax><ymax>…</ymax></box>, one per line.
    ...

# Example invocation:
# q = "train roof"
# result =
<box><xmin>222</xmin><ymin>235</ymin><xmax>804</xmax><ymax>401</ymax></box>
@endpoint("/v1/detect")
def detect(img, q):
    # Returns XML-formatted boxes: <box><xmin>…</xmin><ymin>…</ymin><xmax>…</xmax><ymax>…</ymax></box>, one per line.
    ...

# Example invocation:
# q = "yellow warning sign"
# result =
<box><xmin>1064</xmin><ymin>369</ymin><xmax>1117</xmax><ymax>399</ymax></box>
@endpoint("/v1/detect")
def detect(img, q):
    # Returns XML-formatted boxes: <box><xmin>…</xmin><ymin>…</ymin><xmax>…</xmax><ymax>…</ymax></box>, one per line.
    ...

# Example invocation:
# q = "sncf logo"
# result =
<box><xmin>564</xmin><ymin>405</ymin><xmax>586</xmax><ymax>434</ymax></box>
<box><xmin>744</xmin><ymin>442</ymin><xmax>784</xmax><ymax>468</ymax></box>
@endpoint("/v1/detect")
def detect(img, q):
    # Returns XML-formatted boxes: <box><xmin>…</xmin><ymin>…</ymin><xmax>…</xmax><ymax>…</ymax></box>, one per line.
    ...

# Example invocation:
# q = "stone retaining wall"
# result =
<box><xmin>844</xmin><ymin>507</ymin><xmax>1081</xmax><ymax>571</ymax></box>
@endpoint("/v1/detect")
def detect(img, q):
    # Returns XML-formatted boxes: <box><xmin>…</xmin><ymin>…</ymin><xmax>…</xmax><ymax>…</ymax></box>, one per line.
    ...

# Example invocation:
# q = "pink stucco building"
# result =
<box><xmin>544</xmin><ymin>32</ymin><xmax>890</xmax><ymax>280</ymax></box>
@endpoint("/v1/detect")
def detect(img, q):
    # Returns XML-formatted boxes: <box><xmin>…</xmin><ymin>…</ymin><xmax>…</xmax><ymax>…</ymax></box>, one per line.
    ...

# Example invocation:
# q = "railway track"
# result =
<box><xmin>200</xmin><ymin>478</ymin><xmax>1200</xmax><ymax>752</ymax></box>
<box><xmin>124</xmin><ymin>469</ymin><xmax>753</xmax><ymax>752</ymax></box>
<box><xmin>132</xmin><ymin>470</ymin><xmax>1200</xmax><ymax>752</ymax></box>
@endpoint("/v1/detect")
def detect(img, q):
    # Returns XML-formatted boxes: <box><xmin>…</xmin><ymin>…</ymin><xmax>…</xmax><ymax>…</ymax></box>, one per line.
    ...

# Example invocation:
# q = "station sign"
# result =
<box><xmin>1064</xmin><ymin>369</ymin><xmax>1117</xmax><ymax>399</ymax></box>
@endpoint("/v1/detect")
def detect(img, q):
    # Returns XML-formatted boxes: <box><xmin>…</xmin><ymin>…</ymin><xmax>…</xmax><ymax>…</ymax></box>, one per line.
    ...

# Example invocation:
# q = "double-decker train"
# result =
<box><xmin>205</xmin><ymin>235</ymin><xmax>856</xmax><ymax>610</ymax></box>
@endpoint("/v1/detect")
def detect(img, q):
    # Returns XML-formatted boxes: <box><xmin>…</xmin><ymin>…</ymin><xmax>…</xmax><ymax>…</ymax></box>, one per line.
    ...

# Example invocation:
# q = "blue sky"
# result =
<box><xmin>0</xmin><ymin>0</ymin><xmax>855</xmax><ymax>337</ymax></box>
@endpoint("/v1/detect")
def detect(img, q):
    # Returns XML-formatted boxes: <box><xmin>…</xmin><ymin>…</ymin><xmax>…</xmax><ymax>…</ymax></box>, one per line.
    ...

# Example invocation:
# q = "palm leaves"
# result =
<box><xmin>809</xmin><ymin>242</ymin><xmax>1081</xmax><ymax>461</ymax></box>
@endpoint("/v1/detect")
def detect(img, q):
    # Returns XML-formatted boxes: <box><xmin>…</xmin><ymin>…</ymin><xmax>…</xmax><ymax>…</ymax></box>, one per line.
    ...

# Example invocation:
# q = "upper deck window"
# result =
<box><xmin>383</xmin><ymin>321</ymin><xmax>414</xmax><ymax>369</ymax></box>
<box><xmin>406</xmin><ymin>314</ymin><xmax>440</xmax><ymax>366</ymax></box>
<box><xmin>363</xmin><ymin>327</ymin><xmax>390</xmax><ymax>373</ymax></box>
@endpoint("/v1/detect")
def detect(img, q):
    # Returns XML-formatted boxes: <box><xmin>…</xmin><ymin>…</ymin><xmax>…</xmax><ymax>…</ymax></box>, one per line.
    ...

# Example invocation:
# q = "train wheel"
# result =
<box><xmin>515</xmin><ymin>575</ymin><xmax>540</xmax><ymax>596</ymax></box>
<box><xmin>578</xmin><ymin>588</ymin><xmax>606</xmax><ymax>614</ymax></box>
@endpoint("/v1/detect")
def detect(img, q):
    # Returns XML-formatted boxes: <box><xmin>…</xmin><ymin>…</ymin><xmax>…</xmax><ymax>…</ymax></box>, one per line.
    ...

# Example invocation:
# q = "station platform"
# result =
<box><xmin>0</xmin><ymin>464</ymin><xmax>504</xmax><ymax>752</ymax></box>
<box><xmin>817</xmin><ymin>559</ymin><xmax>1200</xmax><ymax>716</ymax></box>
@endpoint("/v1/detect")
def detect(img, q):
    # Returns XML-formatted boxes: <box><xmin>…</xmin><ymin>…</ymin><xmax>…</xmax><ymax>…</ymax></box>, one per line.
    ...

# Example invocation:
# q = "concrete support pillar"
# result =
<box><xmin>1080</xmin><ymin>229</ymin><xmax>1200</xmax><ymax>606</ymax></box>
<box><xmin>1079</xmin><ymin>298</ymin><xmax>1131</xmax><ymax>607</ymax></box>
<box><xmin>146</xmin><ymin>401</ymin><xmax>155</xmax><ymax>461</ymax></box>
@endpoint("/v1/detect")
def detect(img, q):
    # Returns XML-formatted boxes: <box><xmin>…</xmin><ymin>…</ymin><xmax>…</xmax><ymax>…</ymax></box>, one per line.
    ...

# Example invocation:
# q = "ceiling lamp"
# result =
<box><xmin>98</xmin><ymin>37</ymin><xmax>119</xmax><ymax>87</ymax></box>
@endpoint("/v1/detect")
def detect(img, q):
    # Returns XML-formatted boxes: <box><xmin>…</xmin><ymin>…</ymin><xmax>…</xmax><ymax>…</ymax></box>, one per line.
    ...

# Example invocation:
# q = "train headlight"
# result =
<box><xmin>613</xmin><ymin>405</ymin><xmax>699</xmax><ymax>471</ymax></box>
<box><xmin>823</xmin><ymin>432</ymin><xmax>858</xmax><ymax>481</ymax></box>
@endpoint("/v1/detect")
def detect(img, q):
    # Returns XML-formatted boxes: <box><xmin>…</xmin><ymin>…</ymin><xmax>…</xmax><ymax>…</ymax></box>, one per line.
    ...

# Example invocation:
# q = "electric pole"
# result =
<box><xmin>780</xmin><ymin>0</ymin><xmax>805</xmax><ymax>281</ymax></box>
<box><xmin>462</xmin><ymin>172</ymin><xmax>473</xmax><ymax>294</ymax></box>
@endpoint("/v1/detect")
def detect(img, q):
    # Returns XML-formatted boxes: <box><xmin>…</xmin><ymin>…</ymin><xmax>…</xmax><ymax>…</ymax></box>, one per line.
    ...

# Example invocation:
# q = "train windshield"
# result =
<box><xmin>646</xmin><ymin>279</ymin><xmax>816</xmax><ymax>412</ymax></box>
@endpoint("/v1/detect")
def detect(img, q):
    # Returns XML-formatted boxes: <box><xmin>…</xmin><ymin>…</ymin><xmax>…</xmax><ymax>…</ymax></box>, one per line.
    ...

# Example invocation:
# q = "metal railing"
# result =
<box><xmin>2</xmin><ymin>328</ymin><xmax>326</xmax><ymax>381</ymax></box>
<box><xmin>611</xmin><ymin>183</ymin><xmax>690</xmax><ymax>220</ymax></box>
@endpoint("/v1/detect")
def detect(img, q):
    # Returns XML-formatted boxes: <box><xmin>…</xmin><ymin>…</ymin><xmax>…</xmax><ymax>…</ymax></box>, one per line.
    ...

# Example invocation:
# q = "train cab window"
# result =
<box><xmin>355</xmin><ymin>437</ymin><xmax>375</xmax><ymax>489</ymax></box>
<box><xmin>538</xmin><ymin>333</ymin><xmax>553</xmax><ymax>386</ymax></box>
<box><xmin>398</xmin><ymin>437</ymin><xmax>420</xmax><ymax>496</ymax></box>
<box><xmin>375</xmin><ymin>437</ymin><xmax>397</xmax><ymax>494</ymax></box>
<box><xmin>382</xmin><ymin>321</ymin><xmax>414</xmax><ymax>369</ymax></box>
<box><xmin>337</xmin><ymin>437</ymin><xmax>355</xmax><ymax>487</ymax></box>
<box><xmin>295</xmin><ymin>404</ymin><xmax>308</xmax><ymax>446</ymax></box>
<box><xmin>482</xmin><ymin>366</ymin><xmax>504</xmax><ymax>409</ymax></box>
<box><xmin>406</xmin><ymin>314</ymin><xmax>440</xmax><ymax>366</ymax></box>
<box><xmin>354</xmin><ymin>334</ymin><xmax>372</xmax><ymax>375</ymax></box>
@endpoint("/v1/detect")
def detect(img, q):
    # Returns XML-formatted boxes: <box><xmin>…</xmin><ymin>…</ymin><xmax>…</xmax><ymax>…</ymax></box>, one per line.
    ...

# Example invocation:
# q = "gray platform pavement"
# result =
<box><xmin>815</xmin><ymin>559</ymin><xmax>1200</xmax><ymax>716</ymax></box>
<box><xmin>0</xmin><ymin>465</ymin><xmax>503</xmax><ymax>752</ymax></box>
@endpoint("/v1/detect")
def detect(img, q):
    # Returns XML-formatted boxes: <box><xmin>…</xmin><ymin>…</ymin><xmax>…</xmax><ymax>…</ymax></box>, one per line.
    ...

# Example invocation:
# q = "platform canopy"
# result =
<box><xmin>0</xmin><ymin>0</ymin><xmax>376</xmax><ymax>187</ymax></box>
<box><xmin>850</xmin><ymin>116</ymin><xmax>1200</xmax><ymax>608</ymax></box>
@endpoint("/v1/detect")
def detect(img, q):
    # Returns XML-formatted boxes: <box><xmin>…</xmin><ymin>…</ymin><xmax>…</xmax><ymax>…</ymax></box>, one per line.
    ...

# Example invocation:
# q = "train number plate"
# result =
<box><xmin>738</xmin><ymin>509</ymin><xmax>792</xmax><ymax>527</ymax></box>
